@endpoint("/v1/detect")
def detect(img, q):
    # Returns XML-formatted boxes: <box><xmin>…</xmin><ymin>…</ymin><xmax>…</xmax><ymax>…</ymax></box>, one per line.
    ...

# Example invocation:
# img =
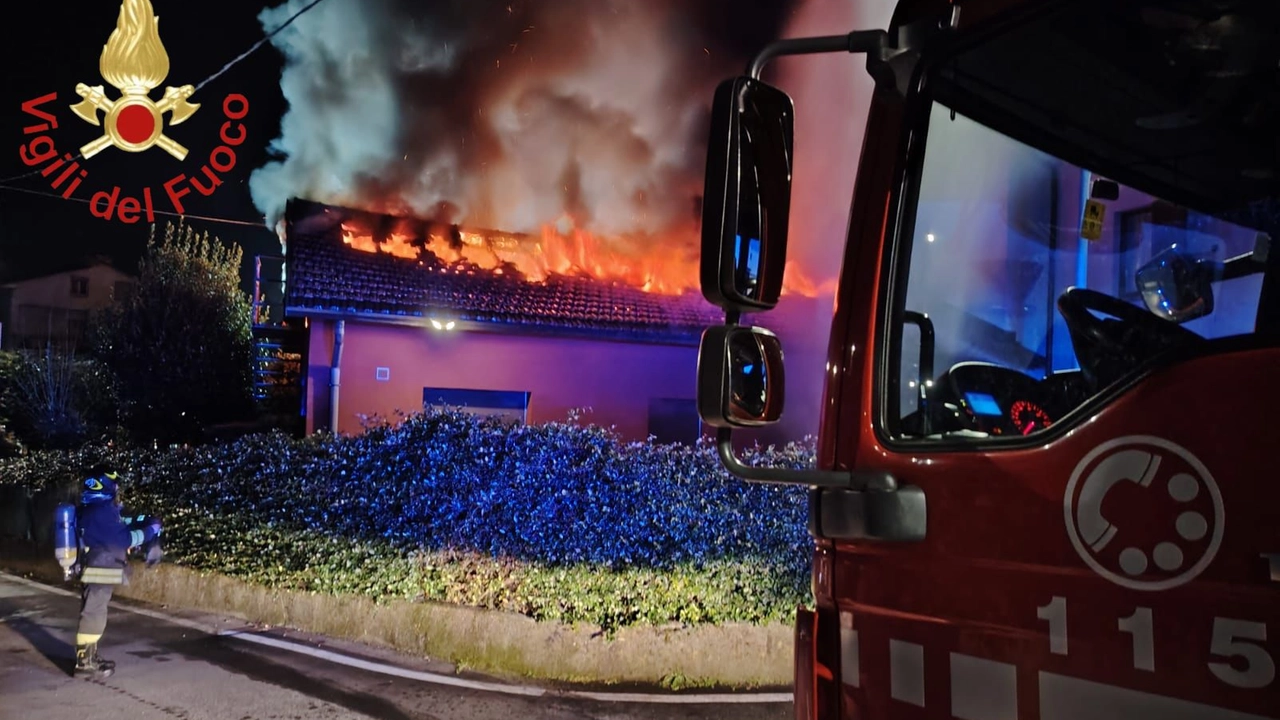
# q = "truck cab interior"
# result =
<box><xmin>893</xmin><ymin>0</ymin><xmax>1280</xmax><ymax>442</ymax></box>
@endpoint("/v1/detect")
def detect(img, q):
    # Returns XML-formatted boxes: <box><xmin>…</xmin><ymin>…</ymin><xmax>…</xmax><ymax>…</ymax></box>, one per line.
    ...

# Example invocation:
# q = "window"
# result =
<box><xmin>890</xmin><ymin>102</ymin><xmax>1268</xmax><ymax>443</ymax></box>
<box><xmin>423</xmin><ymin>387</ymin><xmax>530</xmax><ymax>424</ymax></box>
<box><xmin>70</xmin><ymin>276</ymin><xmax>89</xmax><ymax>297</ymax></box>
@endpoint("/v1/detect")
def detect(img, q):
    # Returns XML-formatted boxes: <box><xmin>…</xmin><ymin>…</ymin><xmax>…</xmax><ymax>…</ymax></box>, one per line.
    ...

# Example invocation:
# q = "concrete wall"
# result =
<box><xmin>303</xmin><ymin>319</ymin><xmax>704</xmax><ymax>442</ymax></box>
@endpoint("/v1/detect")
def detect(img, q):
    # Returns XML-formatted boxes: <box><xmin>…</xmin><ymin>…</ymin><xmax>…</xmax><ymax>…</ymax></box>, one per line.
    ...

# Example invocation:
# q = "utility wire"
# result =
<box><xmin>0</xmin><ymin>183</ymin><xmax>269</xmax><ymax>228</ymax></box>
<box><xmin>195</xmin><ymin>0</ymin><xmax>328</xmax><ymax>93</ymax></box>
<box><xmin>0</xmin><ymin>0</ymin><xmax>331</xmax><ymax>187</ymax></box>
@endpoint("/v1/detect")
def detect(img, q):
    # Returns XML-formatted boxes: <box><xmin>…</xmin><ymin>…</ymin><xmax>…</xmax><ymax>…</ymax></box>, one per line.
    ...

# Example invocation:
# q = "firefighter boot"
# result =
<box><xmin>74</xmin><ymin>643</ymin><xmax>115</xmax><ymax>678</ymax></box>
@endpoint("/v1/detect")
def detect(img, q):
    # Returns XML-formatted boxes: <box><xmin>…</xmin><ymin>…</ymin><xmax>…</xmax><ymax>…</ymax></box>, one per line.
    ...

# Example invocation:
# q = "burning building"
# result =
<box><xmin>282</xmin><ymin>199</ymin><xmax>723</xmax><ymax>441</ymax></box>
<box><xmin>250</xmin><ymin>0</ymin><xmax>842</xmax><ymax>443</ymax></box>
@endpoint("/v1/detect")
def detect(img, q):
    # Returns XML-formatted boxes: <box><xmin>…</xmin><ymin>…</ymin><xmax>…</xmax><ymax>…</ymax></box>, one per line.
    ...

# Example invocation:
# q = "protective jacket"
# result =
<box><xmin>78</xmin><ymin>474</ymin><xmax>161</xmax><ymax>584</ymax></box>
<box><xmin>80</xmin><ymin>502</ymin><xmax>137</xmax><ymax>569</ymax></box>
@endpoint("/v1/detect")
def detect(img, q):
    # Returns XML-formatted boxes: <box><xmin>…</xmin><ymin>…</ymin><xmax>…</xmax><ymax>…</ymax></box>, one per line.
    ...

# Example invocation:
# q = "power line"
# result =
<box><xmin>0</xmin><ymin>0</ymin><xmax>332</xmax><ymax>186</ymax></box>
<box><xmin>196</xmin><ymin>0</ymin><xmax>329</xmax><ymax>94</ymax></box>
<box><xmin>0</xmin><ymin>183</ymin><xmax>269</xmax><ymax>229</ymax></box>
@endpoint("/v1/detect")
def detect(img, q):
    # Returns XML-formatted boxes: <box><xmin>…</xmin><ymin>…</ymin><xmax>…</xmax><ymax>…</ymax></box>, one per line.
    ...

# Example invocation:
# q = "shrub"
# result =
<box><xmin>90</xmin><ymin>221</ymin><xmax>256</xmax><ymax>445</ymax></box>
<box><xmin>0</xmin><ymin>353</ymin><xmax>24</xmax><ymax>458</ymax></box>
<box><xmin>0</xmin><ymin>410</ymin><xmax>815</xmax><ymax>630</ymax></box>
<box><xmin>0</xmin><ymin>349</ymin><xmax>123</xmax><ymax>450</ymax></box>
<box><xmin>0</xmin><ymin>352</ymin><xmax>19</xmax><ymax>425</ymax></box>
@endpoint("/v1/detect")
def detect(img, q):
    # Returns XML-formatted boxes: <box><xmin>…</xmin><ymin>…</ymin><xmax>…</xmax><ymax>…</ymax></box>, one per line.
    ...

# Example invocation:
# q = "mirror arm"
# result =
<box><xmin>747</xmin><ymin>30</ymin><xmax>889</xmax><ymax>80</ymax></box>
<box><xmin>716</xmin><ymin>427</ymin><xmax>898</xmax><ymax>491</ymax></box>
<box><xmin>903</xmin><ymin>311</ymin><xmax>935</xmax><ymax>436</ymax></box>
<box><xmin>747</xmin><ymin>9</ymin><xmax>960</xmax><ymax>84</ymax></box>
<box><xmin>1222</xmin><ymin>252</ymin><xmax>1267</xmax><ymax>281</ymax></box>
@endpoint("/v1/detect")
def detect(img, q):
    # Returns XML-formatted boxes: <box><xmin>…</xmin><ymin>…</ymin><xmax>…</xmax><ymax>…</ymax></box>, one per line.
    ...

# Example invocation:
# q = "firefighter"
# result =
<box><xmin>73</xmin><ymin>465</ymin><xmax>162</xmax><ymax>678</ymax></box>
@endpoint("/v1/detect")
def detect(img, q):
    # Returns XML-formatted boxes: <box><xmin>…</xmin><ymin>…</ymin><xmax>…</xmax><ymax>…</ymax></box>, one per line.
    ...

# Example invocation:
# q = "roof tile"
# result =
<box><xmin>283</xmin><ymin>200</ymin><xmax>722</xmax><ymax>344</ymax></box>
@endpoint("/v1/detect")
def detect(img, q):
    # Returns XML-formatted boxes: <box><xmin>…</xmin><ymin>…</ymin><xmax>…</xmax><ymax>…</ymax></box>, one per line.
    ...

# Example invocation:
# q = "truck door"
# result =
<box><xmin>836</xmin><ymin>15</ymin><xmax>1280</xmax><ymax>716</ymax></box>
<box><xmin>692</xmin><ymin>1</ymin><xmax>1280</xmax><ymax>717</ymax></box>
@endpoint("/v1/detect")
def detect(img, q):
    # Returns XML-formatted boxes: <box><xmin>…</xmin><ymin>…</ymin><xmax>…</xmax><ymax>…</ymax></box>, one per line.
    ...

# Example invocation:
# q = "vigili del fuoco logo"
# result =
<box><xmin>16</xmin><ymin>0</ymin><xmax>249</xmax><ymax>223</ymax></box>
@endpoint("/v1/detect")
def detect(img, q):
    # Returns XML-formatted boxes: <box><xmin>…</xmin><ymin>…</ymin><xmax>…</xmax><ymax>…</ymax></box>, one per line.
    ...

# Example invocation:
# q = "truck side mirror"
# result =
<box><xmin>1090</xmin><ymin>177</ymin><xmax>1120</xmax><ymax>201</ymax></box>
<box><xmin>697</xmin><ymin>325</ymin><xmax>786</xmax><ymax>428</ymax></box>
<box><xmin>1135</xmin><ymin>248</ymin><xmax>1217</xmax><ymax>323</ymax></box>
<box><xmin>700</xmin><ymin>77</ymin><xmax>795</xmax><ymax>313</ymax></box>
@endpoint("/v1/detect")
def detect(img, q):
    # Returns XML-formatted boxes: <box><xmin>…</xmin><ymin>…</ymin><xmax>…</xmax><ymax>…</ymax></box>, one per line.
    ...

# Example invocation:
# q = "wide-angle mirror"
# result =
<box><xmin>696</xmin><ymin>325</ymin><xmax>786</xmax><ymax>427</ymax></box>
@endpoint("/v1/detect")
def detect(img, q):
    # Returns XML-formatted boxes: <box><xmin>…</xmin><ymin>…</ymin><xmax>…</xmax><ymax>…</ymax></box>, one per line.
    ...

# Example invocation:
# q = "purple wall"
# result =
<box><xmin>305</xmin><ymin>319</ymin><xmax>700</xmax><ymax>441</ymax></box>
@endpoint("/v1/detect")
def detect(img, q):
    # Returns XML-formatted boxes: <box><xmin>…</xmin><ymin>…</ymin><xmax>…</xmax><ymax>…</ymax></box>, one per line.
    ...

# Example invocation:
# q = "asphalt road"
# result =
<box><xmin>0</xmin><ymin>574</ymin><xmax>790</xmax><ymax>720</ymax></box>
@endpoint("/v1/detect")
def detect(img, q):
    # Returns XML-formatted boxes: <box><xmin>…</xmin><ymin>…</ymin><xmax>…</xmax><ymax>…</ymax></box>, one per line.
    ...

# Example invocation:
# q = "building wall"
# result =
<box><xmin>1</xmin><ymin>265</ymin><xmax>133</xmax><ymax>349</ymax></box>
<box><xmin>304</xmin><ymin>319</ymin><xmax>704</xmax><ymax>441</ymax></box>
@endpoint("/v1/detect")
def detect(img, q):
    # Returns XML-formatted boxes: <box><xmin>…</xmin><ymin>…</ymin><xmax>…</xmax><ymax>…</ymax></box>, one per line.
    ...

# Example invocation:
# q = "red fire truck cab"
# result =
<box><xmin>696</xmin><ymin>1</ymin><xmax>1280</xmax><ymax>718</ymax></box>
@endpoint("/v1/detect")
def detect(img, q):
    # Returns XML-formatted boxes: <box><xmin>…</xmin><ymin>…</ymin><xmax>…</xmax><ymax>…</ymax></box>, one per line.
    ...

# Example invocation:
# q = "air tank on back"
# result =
<box><xmin>53</xmin><ymin>503</ymin><xmax>78</xmax><ymax>580</ymax></box>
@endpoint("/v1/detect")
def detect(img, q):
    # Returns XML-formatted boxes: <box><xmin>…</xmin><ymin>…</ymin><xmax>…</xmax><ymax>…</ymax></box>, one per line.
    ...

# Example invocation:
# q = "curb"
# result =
<box><xmin>1</xmin><ymin>570</ymin><xmax>793</xmax><ymax>705</ymax></box>
<box><xmin>0</xmin><ymin>548</ymin><xmax>794</xmax><ymax>689</ymax></box>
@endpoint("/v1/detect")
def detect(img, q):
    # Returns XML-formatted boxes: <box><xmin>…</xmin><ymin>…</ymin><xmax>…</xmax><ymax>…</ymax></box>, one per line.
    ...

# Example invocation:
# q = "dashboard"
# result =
<box><xmin>922</xmin><ymin>362</ymin><xmax>1092</xmax><ymax>437</ymax></box>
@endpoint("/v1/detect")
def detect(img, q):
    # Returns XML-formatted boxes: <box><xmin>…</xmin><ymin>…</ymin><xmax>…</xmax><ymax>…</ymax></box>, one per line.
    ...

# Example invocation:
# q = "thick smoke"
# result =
<box><xmin>251</xmin><ymin>0</ymin><xmax>787</xmax><ymax>243</ymax></box>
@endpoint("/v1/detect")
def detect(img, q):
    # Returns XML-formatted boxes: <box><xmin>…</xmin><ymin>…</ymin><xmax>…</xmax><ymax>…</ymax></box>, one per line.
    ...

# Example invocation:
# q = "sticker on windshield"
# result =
<box><xmin>1080</xmin><ymin>199</ymin><xmax>1106</xmax><ymax>241</ymax></box>
<box><xmin>1064</xmin><ymin>435</ymin><xmax>1224</xmax><ymax>591</ymax></box>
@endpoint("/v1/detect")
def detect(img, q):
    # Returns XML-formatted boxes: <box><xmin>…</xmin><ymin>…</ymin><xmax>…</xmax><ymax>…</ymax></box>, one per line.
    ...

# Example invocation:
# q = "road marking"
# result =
<box><xmin>2</xmin><ymin>573</ymin><xmax>78</xmax><ymax>598</ymax></box>
<box><xmin>221</xmin><ymin>631</ymin><xmax>547</xmax><ymax>697</ymax></box>
<box><xmin>0</xmin><ymin>571</ymin><xmax>791</xmax><ymax>705</ymax></box>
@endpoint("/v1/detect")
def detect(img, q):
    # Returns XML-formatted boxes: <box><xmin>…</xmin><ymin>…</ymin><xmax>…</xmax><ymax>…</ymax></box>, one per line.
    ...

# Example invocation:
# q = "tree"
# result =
<box><xmin>92</xmin><ymin>221</ymin><xmax>256</xmax><ymax>444</ymax></box>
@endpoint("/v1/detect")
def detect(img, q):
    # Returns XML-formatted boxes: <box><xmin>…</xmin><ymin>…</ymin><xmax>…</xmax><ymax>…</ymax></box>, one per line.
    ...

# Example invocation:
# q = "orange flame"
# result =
<box><xmin>336</xmin><ymin>214</ymin><xmax>828</xmax><ymax>298</ymax></box>
<box><xmin>780</xmin><ymin>262</ymin><xmax>838</xmax><ymax>298</ymax></box>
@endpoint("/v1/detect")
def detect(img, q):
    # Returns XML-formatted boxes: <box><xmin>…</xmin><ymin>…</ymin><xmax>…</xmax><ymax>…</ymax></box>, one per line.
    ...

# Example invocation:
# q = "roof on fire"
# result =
<box><xmin>282</xmin><ymin>199</ymin><xmax>722</xmax><ymax>345</ymax></box>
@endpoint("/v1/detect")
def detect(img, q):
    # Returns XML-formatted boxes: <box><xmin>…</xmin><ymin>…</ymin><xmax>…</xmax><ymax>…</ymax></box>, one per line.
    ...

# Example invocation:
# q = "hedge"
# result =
<box><xmin>0</xmin><ymin>410</ymin><xmax>815</xmax><ymax>631</ymax></box>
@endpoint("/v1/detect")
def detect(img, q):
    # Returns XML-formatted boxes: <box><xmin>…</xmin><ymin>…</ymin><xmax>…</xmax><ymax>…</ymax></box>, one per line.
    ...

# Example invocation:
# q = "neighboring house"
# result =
<box><xmin>282</xmin><ymin>199</ymin><xmax>726</xmax><ymax>443</ymax></box>
<box><xmin>0</xmin><ymin>260</ymin><xmax>134</xmax><ymax>351</ymax></box>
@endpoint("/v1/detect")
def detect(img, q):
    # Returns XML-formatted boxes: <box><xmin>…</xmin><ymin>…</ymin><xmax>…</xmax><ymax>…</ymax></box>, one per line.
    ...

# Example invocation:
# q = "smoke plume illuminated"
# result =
<box><xmin>250</xmin><ymin>0</ymin><xmax>797</xmax><ymax>294</ymax></box>
<box><xmin>774</xmin><ymin>0</ymin><xmax>897</xmax><ymax>295</ymax></box>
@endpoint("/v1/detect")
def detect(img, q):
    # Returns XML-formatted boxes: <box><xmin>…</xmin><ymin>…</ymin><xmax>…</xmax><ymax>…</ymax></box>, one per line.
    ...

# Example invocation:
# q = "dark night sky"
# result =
<box><xmin>0</xmin><ymin>0</ymin><xmax>794</xmax><ymax>290</ymax></box>
<box><xmin>0</xmin><ymin>0</ymin><xmax>288</xmax><ymax>286</ymax></box>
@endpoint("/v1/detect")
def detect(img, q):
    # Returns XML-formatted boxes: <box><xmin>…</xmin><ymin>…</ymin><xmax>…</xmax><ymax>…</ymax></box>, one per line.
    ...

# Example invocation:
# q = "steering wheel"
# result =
<box><xmin>1057</xmin><ymin>287</ymin><xmax>1204</xmax><ymax>389</ymax></box>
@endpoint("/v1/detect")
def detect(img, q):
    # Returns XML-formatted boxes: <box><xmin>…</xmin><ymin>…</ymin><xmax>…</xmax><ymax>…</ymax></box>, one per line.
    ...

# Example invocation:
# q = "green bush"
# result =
<box><xmin>0</xmin><ymin>410</ymin><xmax>815</xmax><ymax>631</ymax></box>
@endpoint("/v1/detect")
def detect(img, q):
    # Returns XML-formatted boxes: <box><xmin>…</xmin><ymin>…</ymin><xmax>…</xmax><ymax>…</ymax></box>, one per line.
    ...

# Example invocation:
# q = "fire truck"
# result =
<box><xmin>695</xmin><ymin>0</ymin><xmax>1279</xmax><ymax>718</ymax></box>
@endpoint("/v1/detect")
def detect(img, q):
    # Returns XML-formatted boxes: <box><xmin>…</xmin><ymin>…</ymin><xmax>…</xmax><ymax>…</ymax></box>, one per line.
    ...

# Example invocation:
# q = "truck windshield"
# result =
<box><xmin>895</xmin><ymin>101</ymin><xmax>1272</xmax><ymax>440</ymax></box>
